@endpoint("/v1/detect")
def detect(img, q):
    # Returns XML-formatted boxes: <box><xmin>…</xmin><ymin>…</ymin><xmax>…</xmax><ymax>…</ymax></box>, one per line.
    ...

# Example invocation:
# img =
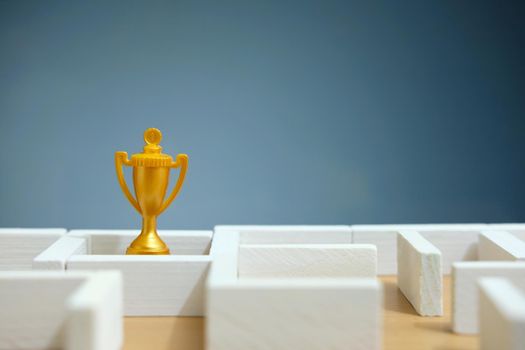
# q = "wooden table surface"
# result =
<box><xmin>123</xmin><ymin>276</ymin><xmax>478</xmax><ymax>350</ymax></box>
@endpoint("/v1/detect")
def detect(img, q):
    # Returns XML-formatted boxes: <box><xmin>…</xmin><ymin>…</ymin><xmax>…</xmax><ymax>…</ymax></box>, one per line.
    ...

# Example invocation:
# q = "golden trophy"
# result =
<box><xmin>115</xmin><ymin>128</ymin><xmax>188</xmax><ymax>255</ymax></box>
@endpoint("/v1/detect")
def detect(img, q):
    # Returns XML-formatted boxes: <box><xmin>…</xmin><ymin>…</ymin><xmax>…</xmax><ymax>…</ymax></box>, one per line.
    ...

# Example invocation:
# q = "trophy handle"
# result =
<box><xmin>115</xmin><ymin>151</ymin><xmax>142</xmax><ymax>214</ymax></box>
<box><xmin>158</xmin><ymin>154</ymin><xmax>188</xmax><ymax>215</ymax></box>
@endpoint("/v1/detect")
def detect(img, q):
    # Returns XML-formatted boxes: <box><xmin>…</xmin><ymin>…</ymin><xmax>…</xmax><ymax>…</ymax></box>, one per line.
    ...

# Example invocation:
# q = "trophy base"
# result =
<box><xmin>126</xmin><ymin>245</ymin><xmax>170</xmax><ymax>255</ymax></box>
<box><xmin>125</xmin><ymin>229</ymin><xmax>171</xmax><ymax>255</ymax></box>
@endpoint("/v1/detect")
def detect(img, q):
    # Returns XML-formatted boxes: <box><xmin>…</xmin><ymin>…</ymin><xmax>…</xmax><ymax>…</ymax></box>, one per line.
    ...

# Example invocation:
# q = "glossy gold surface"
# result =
<box><xmin>115</xmin><ymin>128</ymin><xmax>188</xmax><ymax>255</ymax></box>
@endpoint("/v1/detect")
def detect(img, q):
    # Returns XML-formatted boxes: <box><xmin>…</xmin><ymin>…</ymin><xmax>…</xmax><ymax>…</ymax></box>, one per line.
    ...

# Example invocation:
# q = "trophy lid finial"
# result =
<box><xmin>129</xmin><ymin>128</ymin><xmax>174</xmax><ymax>167</ymax></box>
<box><xmin>143</xmin><ymin>128</ymin><xmax>163</xmax><ymax>154</ymax></box>
<box><xmin>144</xmin><ymin>128</ymin><xmax>162</xmax><ymax>145</ymax></box>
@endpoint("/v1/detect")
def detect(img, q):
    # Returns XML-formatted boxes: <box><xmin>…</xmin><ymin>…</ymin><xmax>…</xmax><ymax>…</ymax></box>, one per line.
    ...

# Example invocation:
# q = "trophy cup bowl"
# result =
<box><xmin>115</xmin><ymin>128</ymin><xmax>188</xmax><ymax>255</ymax></box>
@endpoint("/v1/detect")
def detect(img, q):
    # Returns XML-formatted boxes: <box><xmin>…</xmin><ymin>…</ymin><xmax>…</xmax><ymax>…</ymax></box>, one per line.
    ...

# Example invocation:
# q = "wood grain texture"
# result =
<box><xmin>68</xmin><ymin>255</ymin><xmax>211</xmax><ymax>316</ymax></box>
<box><xmin>382</xmin><ymin>275</ymin><xmax>478</xmax><ymax>350</ymax></box>
<box><xmin>123</xmin><ymin>317</ymin><xmax>204</xmax><ymax>350</ymax></box>
<box><xmin>0</xmin><ymin>273</ymin><xmax>84</xmax><ymax>349</ymax></box>
<box><xmin>0</xmin><ymin>228</ymin><xmax>66</xmax><ymax>270</ymax></box>
<box><xmin>123</xmin><ymin>276</ymin><xmax>478</xmax><ymax>350</ymax></box>
<box><xmin>238</xmin><ymin>244</ymin><xmax>377</xmax><ymax>279</ymax></box>
<box><xmin>452</xmin><ymin>262</ymin><xmax>525</xmax><ymax>334</ymax></box>
<box><xmin>208</xmin><ymin>229</ymin><xmax>381</xmax><ymax>350</ymax></box>
<box><xmin>353</xmin><ymin>224</ymin><xmax>486</xmax><ymax>274</ymax></box>
<box><xmin>397</xmin><ymin>231</ymin><xmax>442</xmax><ymax>316</ymax></box>
<box><xmin>0</xmin><ymin>271</ymin><xmax>122</xmax><ymax>350</ymax></box>
<box><xmin>215</xmin><ymin>225</ymin><xmax>351</xmax><ymax>244</ymax></box>
<box><xmin>207</xmin><ymin>278</ymin><xmax>382</xmax><ymax>350</ymax></box>
<box><xmin>479</xmin><ymin>278</ymin><xmax>525</xmax><ymax>350</ymax></box>
<box><xmin>478</xmin><ymin>231</ymin><xmax>525</xmax><ymax>261</ymax></box>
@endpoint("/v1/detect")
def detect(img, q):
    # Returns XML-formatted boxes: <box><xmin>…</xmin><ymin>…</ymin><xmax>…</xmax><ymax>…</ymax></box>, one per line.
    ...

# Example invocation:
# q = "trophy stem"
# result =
<box><xmin>126</xmin><ymin>215</ymin><xmax>170</xmax><ymax>255</ymax></box>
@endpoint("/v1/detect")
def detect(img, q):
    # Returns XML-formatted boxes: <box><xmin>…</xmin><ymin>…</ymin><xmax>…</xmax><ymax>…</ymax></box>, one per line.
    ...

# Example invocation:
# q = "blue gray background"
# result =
<box><xmin>1</xmin><ymin>1</ymin><xmax>524</xmax><ymax>230</ymax></box>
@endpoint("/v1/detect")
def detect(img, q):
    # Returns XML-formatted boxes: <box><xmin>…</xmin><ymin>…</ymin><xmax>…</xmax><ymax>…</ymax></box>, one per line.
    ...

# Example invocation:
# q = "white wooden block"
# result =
<box><xmin>33</xmin><ymin>236</ymin><xmax>88</xmax><ymax>270</ymax></box>
<box><xmin>0</xmin><ymin>228</ymin><xmax>66</xmax><ymax>270</ymax></box>
<box><xmin>215</xmin><ymin>225</ymin><xmax>352</xmax><ymax>244</ymax></box>
<box><xmin>68</xmin><ymin>255</ymin><xmax>210</xmax><ymax>316</ymax></box>
<box><xmin>0</xmin><ymin>271</ymin><xmax>122</xmax><ymax>350</ymax></box>
<box><xmin>34</xmin><ymin>230</ymin><xmax>213</xmax><ymax>316</ymax></box>
<box><xmin>69</xmin><ymin>229</ymin><xmax>212</xmax><ymax>255</ymax></box>
<box><xmin>65</xmin><ymin>271</ymin><xmax>123</xmax><ymax>350</ymax></box>
<box><xmin>238</xmin><ymin>244</ymin><xmax>377</xmax><ymax>279</ymax></box>
<box><xmin>479</xmin><ymin>231</ymin><xmax>525</xmax><ymax>261</ymax></box>
<box><xmin>419</xmin><ymin>226</ymin><xmax>481</xmax><ymax>275</ymax></box>
<box><xmin>207</xmin><ymin>229</ymin><xmax>382</xmax><ymax>350</ymax></box>
<box><xmin>207</xmin><ymin>278</ymin><xmax>382</xmax><ymax>350</ymax></box>
<box><xmin>452</xmin><ymin>261</ymin><xmax>525</xmax><ymax>334</ymax></box>
<box><xmin>397</xmin><ymin>231</ymin><xmax>442</xmax><ymax>316</ymax></box>
<box><xmin>487</xmin><ymin>223</ymin><xmax>525</xmax><ymax>241</ymax></box>
<box><xmin>0</xmin><ymin>273</ymin><xmax>84</xmax><ymax>349</ymax></box>
<box><xmin>208</xmin><ymin>230</ymin><xmax>240</xmax><ymax>286</ymax></box>
<box><xmin>352</xmin><ymin>225</ymin><xmax>400</xmax><ymax>275</ymax></box>
<box><xmin>479</xmin><ymin>278</ymin><xmax>525</xmax><ymax>350</ymax></box>
<box><xmin>353</xmin><ymin>224</ymin><xmax>487</xmax><ymax>274</ymax></box>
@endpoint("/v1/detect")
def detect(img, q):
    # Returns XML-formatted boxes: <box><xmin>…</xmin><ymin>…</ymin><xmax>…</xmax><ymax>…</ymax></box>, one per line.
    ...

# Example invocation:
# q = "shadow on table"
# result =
<box><xmin>413</xmin><ymin>320</ymin><xmax>452</xmax><ymax>333</ymax></box>
<box><xmin>382</xmin><ymin>278</ymin><xmax>419</xmax><ymax>316</ymax></box>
